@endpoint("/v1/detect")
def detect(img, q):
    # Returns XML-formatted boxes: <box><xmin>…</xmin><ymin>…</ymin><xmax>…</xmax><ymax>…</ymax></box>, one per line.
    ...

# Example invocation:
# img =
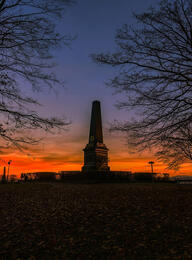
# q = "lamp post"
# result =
<box><xmin>7</xmin><ymin>160</ymin><xmax>12</xmax><ymax>182</ymax></box>
<box><xmin>148</xmin><ymin>161</ymin><xmax>155</xmax><ymax>182</ymax></box>
<box><xmin>148</xmin><ymin>161</ymin><xmax>154</xmax><ymax>174</ymax></box>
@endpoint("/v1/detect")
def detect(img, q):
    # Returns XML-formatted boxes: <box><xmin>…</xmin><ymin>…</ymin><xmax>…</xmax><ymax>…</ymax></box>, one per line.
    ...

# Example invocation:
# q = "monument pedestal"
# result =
<box><xmin>82</xmin><ymin>142</ymin><xmax>110</xmax><ymax>172</ymax></box>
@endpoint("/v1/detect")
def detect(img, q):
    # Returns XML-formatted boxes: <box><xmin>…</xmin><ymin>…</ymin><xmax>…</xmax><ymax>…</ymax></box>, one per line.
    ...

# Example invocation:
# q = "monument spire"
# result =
<box><xmin>89</xmin><ymin>100</ymin><xmax>103</xmax><ymax>144</ymax></box>
<box><xmin>82</xmin><ymin>100</ymin><xmax>110</xmax><ymax>173</ymax></box>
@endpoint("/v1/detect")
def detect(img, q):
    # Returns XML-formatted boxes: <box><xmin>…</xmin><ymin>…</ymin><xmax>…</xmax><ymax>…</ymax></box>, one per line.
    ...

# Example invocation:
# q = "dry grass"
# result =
<box><xmin>0</xmin><ymin>183</ymin><xmax>192</xmax><ymax>259</ymax></box>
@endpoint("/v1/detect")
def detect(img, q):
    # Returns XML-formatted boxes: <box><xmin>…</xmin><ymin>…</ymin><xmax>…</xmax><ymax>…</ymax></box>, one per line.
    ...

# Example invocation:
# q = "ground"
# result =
<box><xmin>0</xmin><ymin>183</ymin><xmax>192</xmax><ymax>259</ymax></box>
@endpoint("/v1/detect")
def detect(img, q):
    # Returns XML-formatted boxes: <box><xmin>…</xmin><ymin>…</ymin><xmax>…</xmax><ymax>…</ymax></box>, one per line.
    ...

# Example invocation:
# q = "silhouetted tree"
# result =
<box><xmin>93</xmin><ymin>0</ymin><xmax>192</xmax><ymax>169</ymax></box>
<box><xmin>156</xmin><ymin>123</ymin><xmax>192</xmax><ymax>170</ymax></box>
<box><xmin>0</xmin><ymin>0</ymin><xmax>73</xmax><ymax>150</ymax></box>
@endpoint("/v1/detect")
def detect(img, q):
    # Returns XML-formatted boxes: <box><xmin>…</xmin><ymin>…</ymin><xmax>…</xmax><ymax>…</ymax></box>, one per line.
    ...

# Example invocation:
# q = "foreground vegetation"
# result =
<box><xmin>0</xmin><ymin>183</ymin><xmax>192</xmax><ymax>259</ymax></box>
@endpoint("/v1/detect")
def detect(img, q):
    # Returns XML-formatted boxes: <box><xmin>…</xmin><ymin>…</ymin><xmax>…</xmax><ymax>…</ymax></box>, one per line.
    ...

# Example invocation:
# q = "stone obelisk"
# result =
<box><xmin>82</xmin><ymin>100</ymin><xmax>110</xmax><ymax>173</ymax></box>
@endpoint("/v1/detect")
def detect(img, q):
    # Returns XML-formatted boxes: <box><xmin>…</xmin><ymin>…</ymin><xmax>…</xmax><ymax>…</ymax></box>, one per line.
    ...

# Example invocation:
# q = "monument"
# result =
<box><xmin>82</xmin><ymin>100</ymin><xmax>110</xmax><ymax>173</ymax></box>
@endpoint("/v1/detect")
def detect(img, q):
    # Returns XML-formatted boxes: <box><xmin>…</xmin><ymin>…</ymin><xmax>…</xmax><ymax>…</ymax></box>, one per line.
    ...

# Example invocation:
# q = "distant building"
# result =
<box><xmin>21</xmin><ymin>172</ymin><xmax>56</xmax><ymax>181</ymax></box>
<box><xmin>9</xmin><ymin>175</ymin><xmax>17</xmax><ymax>182</ymax></box>
<box><xmin>133</xmin><ymin>172</ymin><xmax>160</xmax><ymax>182</ymax></box>
<box><xmin>34</xmin><ymin>172</ymin><xmax>56</xmax><ymax>181</ymax></box>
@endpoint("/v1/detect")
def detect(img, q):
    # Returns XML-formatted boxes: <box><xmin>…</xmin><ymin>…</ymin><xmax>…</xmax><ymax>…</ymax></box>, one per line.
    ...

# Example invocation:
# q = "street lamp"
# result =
<box><xmin>148</xmin><ymin>161</ymin><xmax>154</xmax><ymax>174</ymax></box>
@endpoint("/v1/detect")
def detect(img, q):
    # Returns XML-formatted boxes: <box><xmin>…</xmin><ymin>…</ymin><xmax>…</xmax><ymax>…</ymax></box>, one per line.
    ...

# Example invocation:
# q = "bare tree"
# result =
<box><xmin>93</xmin><ymin>0</ymin><xmax>192</xmax><ymax>169</ymax></box>
<box><xmin>0</xmin><ymin>0</ymin><xmax>74</xmax><ymax>150</ymax></box>
<box><xmin>156</xmin><ymin>123</ymin><xmax>192</xmax><ymax>170</ymax></box>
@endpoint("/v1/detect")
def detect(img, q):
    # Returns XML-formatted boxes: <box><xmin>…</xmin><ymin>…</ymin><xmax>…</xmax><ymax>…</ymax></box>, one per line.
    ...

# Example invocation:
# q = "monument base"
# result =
<box><xmin>82</xmin><ymin>142</ymin><xmax>110</xmax><ymax>173</ymax></box>
<box><xmin>82</xmin><ymin>166</ymin><xmax>110</xmax><ymax>172</ymax></box>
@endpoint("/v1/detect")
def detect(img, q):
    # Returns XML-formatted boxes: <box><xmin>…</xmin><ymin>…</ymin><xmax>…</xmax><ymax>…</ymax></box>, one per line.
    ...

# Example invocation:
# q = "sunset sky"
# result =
<box><xmin>2</xmin><ymin>0</ymin><xmax>191</xmax><ymax>177</ymax></box>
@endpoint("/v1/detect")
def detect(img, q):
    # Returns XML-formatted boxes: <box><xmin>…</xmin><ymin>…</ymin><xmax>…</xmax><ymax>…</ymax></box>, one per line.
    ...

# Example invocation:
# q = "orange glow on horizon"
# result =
<box><xmin>0</xmin><ymin>130</ymin><xmax>191</xmax><ymax>178</ymax></box>
<box><xmin>1</xmin><ymin>152</ymin><xmax>192</xmax><ymax>178</ymax></box>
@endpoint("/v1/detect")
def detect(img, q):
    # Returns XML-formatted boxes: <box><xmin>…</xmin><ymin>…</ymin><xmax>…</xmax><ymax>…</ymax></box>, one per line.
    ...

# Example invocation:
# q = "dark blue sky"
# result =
<box><xmin>40</xmin><ymin>0</ymin><xmax>159</xmax><ymax>124</ymax></box>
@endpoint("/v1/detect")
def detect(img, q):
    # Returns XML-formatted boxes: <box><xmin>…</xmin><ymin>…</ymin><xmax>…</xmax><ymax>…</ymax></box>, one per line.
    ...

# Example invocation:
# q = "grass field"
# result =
<box><xmin>0</xmin><ymin>183</ymin><xmax>192</xmax><ymax>259</ymax></box>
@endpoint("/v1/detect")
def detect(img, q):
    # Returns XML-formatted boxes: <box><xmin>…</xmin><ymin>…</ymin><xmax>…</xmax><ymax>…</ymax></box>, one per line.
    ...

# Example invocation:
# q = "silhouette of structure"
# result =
<box><xmin>82</xmin><ymin>100</ymin><xmax>110</xmax><ymax>173</ymax></box>
<box><xmin>1</xmin><ymin>166</ymin><xmax>6</xmax><ymax>183</ymax></box>
<box><xmin>148</xmin><ymin>161</ymin><xmax>154</xmax><ymax>173</ymax></box>
<box><xmin>21</xmin><ymin>172</ymin><xmax>56</xmax><ymax>182</ymax></box>
<box><xmin>7</xmin><ymin>160</ymin><xmax>12</xmax><ymax>182</ymax></box>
